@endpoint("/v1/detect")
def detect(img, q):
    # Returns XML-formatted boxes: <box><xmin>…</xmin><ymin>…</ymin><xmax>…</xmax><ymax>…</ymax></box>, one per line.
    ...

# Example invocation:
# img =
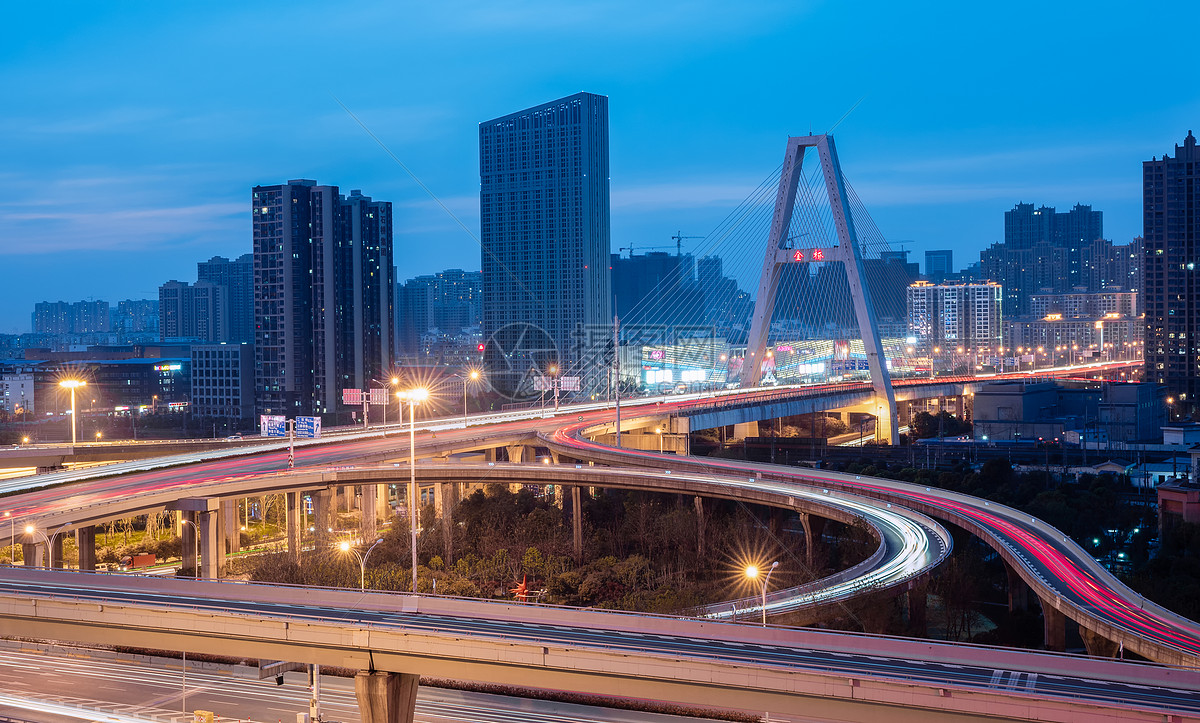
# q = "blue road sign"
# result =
<box><xmin>295</xmin><ymin>416</ymin><xmax>321</xmax><ymax>439</ymax></box>
<box><xmin>261</xmin><ymin>415</ymin><xmax>286</xmax><ymax>438</ymax></box>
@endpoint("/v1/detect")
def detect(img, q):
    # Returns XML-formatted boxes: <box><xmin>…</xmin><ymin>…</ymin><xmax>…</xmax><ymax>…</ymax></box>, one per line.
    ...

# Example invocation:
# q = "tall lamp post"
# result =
<box><xmin>339</xmin><ymin>538</ymin><xmax>384</xmax><ymax>590</ymax></box>
<box><xmin>23</xmin><ymin>525</ymin><xmax>50</xmax><ymax>569</ymax></box>
<box><xmin>59</xmin><ymin>380</ymin><xmax>86</xmax><ymax>445</ymax></box>
<box><xmin>461</xmin><ymin>369</ymin><xmax>481</xmax><ymax>424</ymax></box>
<box><xmin>4</xmin><ymin>511</ymin><xmax>13</xmax><ymax>564</ymax></box>
<box><xmin>398</xmin><ymin>387</ymin><xmax>429</xmax><ymax>593</ymax></box>
<box><xmin>745</xmin><ymin>561</ymin><xmax>779</xmax><ymax>627</ymax></box>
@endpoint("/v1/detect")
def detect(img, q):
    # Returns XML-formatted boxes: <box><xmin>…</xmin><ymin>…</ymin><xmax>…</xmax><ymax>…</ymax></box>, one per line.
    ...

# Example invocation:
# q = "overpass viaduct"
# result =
<box><xmin>13</xmin><ymin>462</ymin><xmax>951</xmax><ymax>628</ymax></box>
<box><xmin>546</xmin><ymin>418</ymin><xmax>1200</xmax><ymax>669</ymax></box>
<box><xmin>2</xmin><ymin>567</ymin><xmax>1199</xmax><ymax>723</ymax></box>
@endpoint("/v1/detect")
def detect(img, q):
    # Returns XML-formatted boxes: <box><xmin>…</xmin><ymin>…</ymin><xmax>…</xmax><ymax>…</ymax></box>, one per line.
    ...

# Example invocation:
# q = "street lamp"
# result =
<box><xmin>461</xmin><ymin>368</ymin><xmax>481</xmax><ymax>424</ymax></box>
<box><xmin>59</xmin><ymin>380</ymin><xmax>86</xmax><ymax>445</ymax></box>
<box><xmin>655</xmin><ymin>427</ymin><xmax>664</xmax><ymax>454</ymax></box>
<box><xmin>548</xmin><ymin>364</ymin><xmax>560</xmax><ymax>411</ymax></box>
<box><xmin>745</xmin><ymin>561</ymin><xmax>779</xmax><ymax>627</ymax></box>
<box><xmin>339</xmin><ymin>538</ymin><xmax>384</xmax><ymax>590</ymax></box>
<box><xmin>24</xmin><ymin>525</ymin><xmax>50</xmax><ymax>569</ymax></box>
<box><xmin>4</xmin><ymin>511</ymin><xmax>13</xmax><ymax>565</ymax></box>
<box><xmin>398</xmin><ymin>387</ymin><xmax>429</xmax><ymax>593</ymax></box>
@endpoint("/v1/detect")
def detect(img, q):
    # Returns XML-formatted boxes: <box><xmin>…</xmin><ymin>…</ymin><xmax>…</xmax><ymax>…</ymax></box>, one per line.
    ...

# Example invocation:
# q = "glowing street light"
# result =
<box><xmin>59</xmin><ymin>380</ymin><xmax>86</xmax><ymax>445</ymax></box>
<box><xmin>397</xmin><ymin>387</ymin><xmax>429</xmax><ymax>593</ymax></box>
<box><xmin>461</xmin><ymin>368</ymin><xmax>481</xmax><ymax>424</ymax></box>
<box><xmin>339</xmin><ymin>538</ymin><xmax>384</xmax><ymax>590</ymax></box>
<box><xmin>24</xmin><ymin>525</ymin><xmax>50</xmax><ymax>569</ymax></box>
<box><xmin>745</xmin><ymin>561</ymin><xmax>779</xmax><ymax>627</ymax></box>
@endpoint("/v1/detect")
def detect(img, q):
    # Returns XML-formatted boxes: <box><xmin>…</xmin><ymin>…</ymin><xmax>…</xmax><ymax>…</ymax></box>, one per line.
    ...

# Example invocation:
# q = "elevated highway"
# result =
<box><xmin>548</xmin><ymin>415</ymin><xmax>1200</xmax><ymax>668</ymax></box>
<box><xmin>2</xmin><ymin>567</ymin><xmax>1199</xmax><ymax>723</ymax></box>
<box><xmin>10</xmin><ymin>461</ymin><xmax>951</xmax><ymax>628</ymax></box>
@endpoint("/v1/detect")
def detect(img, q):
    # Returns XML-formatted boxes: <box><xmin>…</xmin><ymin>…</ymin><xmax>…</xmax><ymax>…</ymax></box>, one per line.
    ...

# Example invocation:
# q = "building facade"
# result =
<box><xmin>479</xmin><ymin>92</ymin><xmax>612</xmax><ymax>390</ymax></box>
<box><xmin>1144</xmin><ymin>132</ymin><xmax>1200</xmax><ymax>415</ymax></box>
<box><xmin>197</xmin><ymin>254</ymin><xmax>254</xmax><ymax>344</ymax></box>
<box><xmin>981</xmin><ymin>203</ymin><xmax>1141</xmax><ymax>318</ymax></box>
<box><xmin>0</xmin><ymin>374</ymin><xmax>34</xmax><ymax>416</ymax></box>
<box><xmin>32</xmin><ymin>300</ymin><xmax>111</xmax><ymax>335</ymax></box>
<box><xmin>190</xmin><ymin>343</ymin><xmax>254</xmax><ymax>421</ymax></box>
<box><xmin>925</xmin><ymin>249</ymin><xmax>953</xmax><ymax>282</ymax></box>
<box><xmin>158</xmin><ymin>280</ymin><xmax>230</xmax><ymax>343</ymax></box>
<box><xmin>907</xmin><ymin>281</ymin><xmax>1003</xmax><ymax>356</ymax></box>
<box><xmin>396</xmin><ymin>268</ymin><xmax>481</xmax><ymax>357</ymax></box>
<box><xmin>252</xmin><ymin>180</ymin><xmax>393</xmax><ymax>419</ymax></box>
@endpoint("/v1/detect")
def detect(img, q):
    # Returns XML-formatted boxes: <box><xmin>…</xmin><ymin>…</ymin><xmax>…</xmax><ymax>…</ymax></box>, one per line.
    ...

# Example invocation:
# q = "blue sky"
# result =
<box><xmin>0</xmin><ymin>1</ymin><xmax>1194</xmax><ymax>333</ymax></box>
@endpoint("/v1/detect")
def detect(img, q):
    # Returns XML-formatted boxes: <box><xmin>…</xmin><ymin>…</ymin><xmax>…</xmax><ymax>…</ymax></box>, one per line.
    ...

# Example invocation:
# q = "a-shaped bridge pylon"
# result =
<box><xmin>743</xmin><ymin>134</ymin><xmax>898</xmax><ymax>443</ymax></box>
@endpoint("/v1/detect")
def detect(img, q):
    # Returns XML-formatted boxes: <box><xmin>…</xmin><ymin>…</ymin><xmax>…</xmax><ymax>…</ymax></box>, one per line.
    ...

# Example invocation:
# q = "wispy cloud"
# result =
<box><xmin>0</xmin><ymin>202</ymin><xmax>243</xmax><ymax>254</ymax></box>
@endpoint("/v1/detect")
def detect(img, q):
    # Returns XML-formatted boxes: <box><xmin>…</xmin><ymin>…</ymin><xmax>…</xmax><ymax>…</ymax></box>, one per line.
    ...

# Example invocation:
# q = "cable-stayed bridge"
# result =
<box><xmin>0</xmin><ymin>136</ymin><xmax>1160</xmax><ymax>723</ymax></box>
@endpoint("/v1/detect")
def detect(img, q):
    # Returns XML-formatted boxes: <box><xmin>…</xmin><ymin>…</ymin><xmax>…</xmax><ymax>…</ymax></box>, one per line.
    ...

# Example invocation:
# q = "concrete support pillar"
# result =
<box><xmin>21</xmin><ymin>542</ymin><xmax>42</xmax><ymax>567</ymax></box>
<box><xmin>313</xmin><ymin>488</ymin><xmax>334</xmax><ymax>547</ymax></box>
<box><xmin>376</xmin><ymin>484</ymin><xmax>390</xmax><ymax>521</ymax></box>
<box><xmin>361</xmin><ymin>484</ymin><xmax>378</xmax><ymax>544</ymax></box>
<box><xmin>354</xmin><ymin>671</ymin><xmax>418</xmax><ymax>723</ymax></box>
<box><xmin>216</xmin><ymin>502</ymin><xmax>229</xmax><ymax>572</ymax></box>
<box><xmin>181</xmin><ymin>511</ymin><xmax>198</xmax><ymax>573</ymax></box>
<box><xmin>1005</xmin><ymin>563</ymin><xmax>1029</xmax><ymax>612</ymax></box>
<box><xmin>571</xmin><ymin>486</ymin><xmax>583</xmax><ymax>562</ymax></box>
<box><xmin>221</xmin><ymin>499</ymin><xmax>240</xmax><ymax>556</ymax></box>
<box><xmin>343</xmin><ymin>485</ymin><xmax>356</xmax><ymax>512</ymax></box>
<box><xmin>441</xmin><ymin>481</ymin><xmax>457</xmax><ymax>565</ymax></box>
<box><xmin>839</xmin><ymin>411</ymin><xmax>850</xmax><ymax>425</ymax></box>
<box><xmin>286</xmin><ymin>492</ymin><xmax>301</xmax><ymax>562</ymax></box>
<box><xmin>694</xmin><ymin>496</ymin><xmax>706</xmax><ymax>558</ymax></box>
<box><xmin>49</xmin><ymin>534</ymin><xmax>64</xmax><ymax>569</ymax></box>
<box><xmin>197</xmin><ymin>510</ymin><xmax>218</xmax><ymax>579</ymax></box>
<box><xmin>733</xmin><ymin>421</ymin><xmax>759</xmax><ymax>438</ymax></box>
<box><xmin>506</xmin><ymin>445</ymin><xmax>526</xmax><ymax>463</ymax></box>
<box><xmin>75</xmin><ymin>526</ymin><xmax>96</xmax><ymax>571</ymax></box>
<box><xmin>1079</xmin><ymin>625</ymin><xmax>1120</xmax><ymax>658</ymax></box>
<box><xmin>799</xmin><ymin>513</ymin><xmax>826</xmax><ymax>569</ymax></box>
<box><xmin>1038</xmin><ymin>596</ymin><xmax>1066</xmax><ymax>652</ymax></box>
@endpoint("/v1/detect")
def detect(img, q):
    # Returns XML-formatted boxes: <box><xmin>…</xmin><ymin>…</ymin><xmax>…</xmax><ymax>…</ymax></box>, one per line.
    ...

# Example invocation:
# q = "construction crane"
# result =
<box><xmin>671</xmin><ymin>231</ymin><xmax>704</xmax><ymax>257</ymax></box>
<box><xmin>618</xmin><ymin>242</ymin><xmax>674</xmax><ymax>258</ymax></box>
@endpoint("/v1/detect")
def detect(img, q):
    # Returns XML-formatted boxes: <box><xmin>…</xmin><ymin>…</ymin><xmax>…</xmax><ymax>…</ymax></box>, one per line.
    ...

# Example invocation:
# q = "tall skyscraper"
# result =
<box><xmin>334</xmin><ymin>190</ymin><xmax>394</xmax><ymax>394</ymax></box>
<box><xmin>198</xmin><ymin>254</ymin><xmax>254</xmax><ymax>344</ymax></box>
<box><xmin>479</xmin><ymin>92</ymin><xmax>612</xmax><ymax>389</ymax></box>
<box><xmin>252</xmin><ymin>180</ymin><xmax>393</xmax><ymax>418</ymax></box>
<box><xmin>1144</xmin><ymin>132</ymin><xmax>1200</xmax><ymax>413</ymax></box>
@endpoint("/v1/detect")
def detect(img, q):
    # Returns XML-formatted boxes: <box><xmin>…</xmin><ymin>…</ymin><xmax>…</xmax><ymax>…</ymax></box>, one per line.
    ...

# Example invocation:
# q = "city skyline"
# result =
<box><xmin>1</xmin><ymin>2</ymin><xmax>1196</xmax><ymax>333</ymax></box>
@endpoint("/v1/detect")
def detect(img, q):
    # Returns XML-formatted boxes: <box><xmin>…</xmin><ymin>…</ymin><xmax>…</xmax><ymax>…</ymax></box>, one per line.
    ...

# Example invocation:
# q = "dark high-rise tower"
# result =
<box><xmin>334</xmin><ymin>190</ymin><xmax>394</xmax><ymax>394</ymax></box>
<box><xmin>1144</xmin><ymin>132</ymin><xmax>1200</xmax><ymax>413</ymax></box>
<box><xmin>479</xmin><ymin>92</ymin><xmax>611</xmax><ymax>391</ymax></box>
<box><xmin>983</xmin><ymin>202</ymin><xmax>1109</xmax><ymax>316</ymax></box>
<box><xmin>252</xmin><ymin>180</ymin><xmax>393</xmax><ymax>419</ymax></box>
